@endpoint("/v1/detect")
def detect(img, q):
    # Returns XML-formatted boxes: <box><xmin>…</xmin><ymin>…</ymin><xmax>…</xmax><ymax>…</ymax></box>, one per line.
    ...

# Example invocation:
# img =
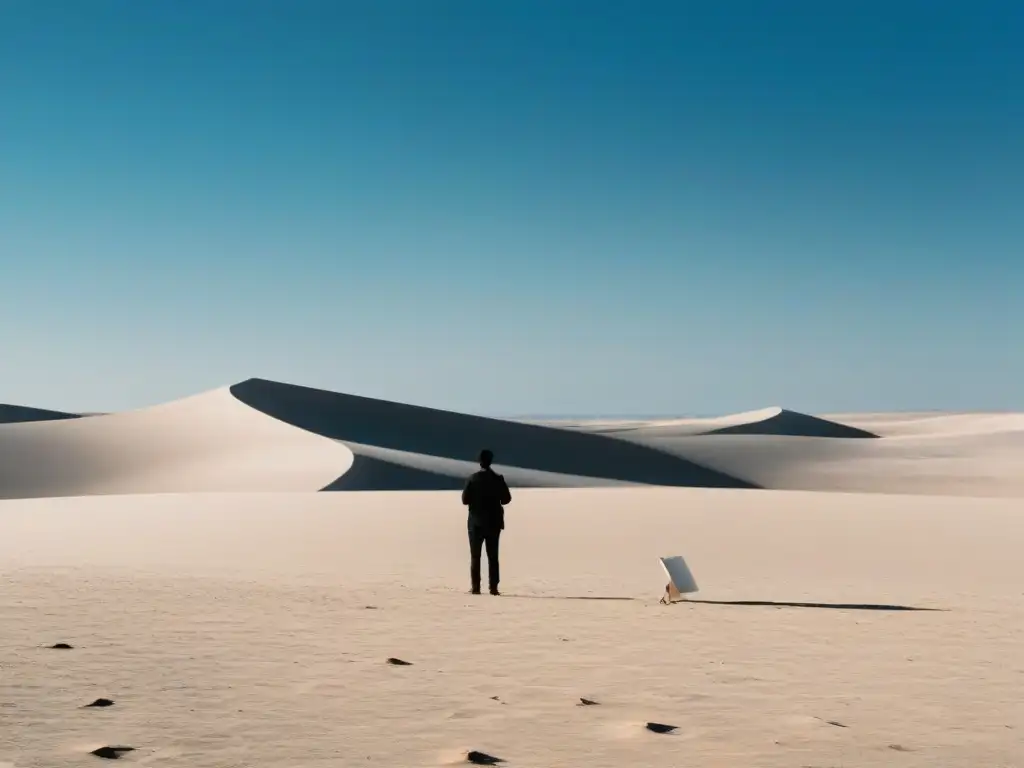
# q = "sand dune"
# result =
<box><xmin>824</xmin><ymin>410</ymin><xmax>1024</xmax><ymax>438</ymax></box>
<box><xmin>0</xmin><ymin>387</ymin><xmax>350</xmax><ymax>500</ymax></box>
<box><xmin>597</xmin><ymin>415</ymin><xmax>1024</xmax><ymax>497</ymax></box>
<box><xmin>0</xmin><ymin>488</ymin><xmax>1020</xmax><ymax>767</ymax></box>
<box><xmin>700</xmin><ymin>407</ymin><xmax>878</xmax><ymax>438</ymax></box>
<box><xmin>545</xmin><ymin>409</ymin><xmax>1024</xmax><ymax>497</ymax></box>
<box><xmin>549</xmin><ymin>407</ymin><xmax>878</xmax><ymax>438</ymax></box>
<box><xmin>0</xmin><ymin>403</ymin><xmax>82</xmax><ymax>424</ymax></box>
<box><xmin>622</xmin><ymin>433</ymin><xmax>1024</xmax><ymax>497</ymax></box>
<box><xmin>230</xmin><ymin>378</ymin><xmax>752</xmax><ymax>491</ymax></box>
<box><xmin>2</xmin><ymin>377</ymin><xmax>1023</xmax><ymax>498</ymax></box>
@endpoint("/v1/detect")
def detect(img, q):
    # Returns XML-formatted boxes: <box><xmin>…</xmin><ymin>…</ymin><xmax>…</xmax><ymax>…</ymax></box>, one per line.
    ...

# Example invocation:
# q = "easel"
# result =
<box><xmin>658</xmin><ymin>555</ymin><xmax>698</xmax><ymax>604</ymax></box>
<box><xmin>659</xmin><ymin>581</ymin><xmax>687</xmax><ymax>605</ymax></box>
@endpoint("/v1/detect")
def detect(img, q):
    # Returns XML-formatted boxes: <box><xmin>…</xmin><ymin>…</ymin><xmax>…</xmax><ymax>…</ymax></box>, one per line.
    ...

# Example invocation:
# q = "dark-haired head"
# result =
<box><xmin>478</xmin><ymin>449</ymin><xmax>494</xmax><ymax>468</ymax></box>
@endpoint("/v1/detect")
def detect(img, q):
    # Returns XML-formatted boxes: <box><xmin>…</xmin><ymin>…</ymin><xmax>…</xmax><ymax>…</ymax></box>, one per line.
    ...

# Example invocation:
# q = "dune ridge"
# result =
<box><xmin>0</xmin><ymin>377</ymin><xmax>1022</xmax><ymax>499</ymax></box>
<box><xmin>229</xmin><ymin>378</ymin><xmax>753</xmax><ymax>491</ymax></box>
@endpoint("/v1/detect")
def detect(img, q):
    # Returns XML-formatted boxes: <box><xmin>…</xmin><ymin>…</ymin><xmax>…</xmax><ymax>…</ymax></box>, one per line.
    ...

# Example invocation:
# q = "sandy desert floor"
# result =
<box><xmin>1</xmin><ymin>380</ymin><xmax>1022</xmax><ymax>766</ymax></box>
<box><xmin>1</xmin><ymin>489</ymin><xmax>1021</xmax><ymax>768</ymax></box>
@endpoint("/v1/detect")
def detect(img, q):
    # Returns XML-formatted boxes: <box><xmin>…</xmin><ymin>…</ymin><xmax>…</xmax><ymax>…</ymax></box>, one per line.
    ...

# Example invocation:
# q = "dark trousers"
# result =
<box><xmin>468</xmin><ymin>525</ymin><xmax>501</xmax><ymax>592</ymax></box>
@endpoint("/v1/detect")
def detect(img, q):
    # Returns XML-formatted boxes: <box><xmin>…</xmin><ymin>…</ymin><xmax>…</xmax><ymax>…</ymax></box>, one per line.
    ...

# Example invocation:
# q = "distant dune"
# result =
<box><xmin>0</xmin><ymin>403</ymin><xmax>83</xmax><ymax>424</ymax></box>
<box><xmin>572</xmin><ymin>417</ymin><xmax>1024</xmax><ymax>497</ymax></box>
<box><xmin>699</xmin><ymin>407</ymin><xmax>878</xmax><ymax>438</ymax></box>
<box><xmin>541</xmin><ymin>406</ymin><xmax>878</xmax><ymax>438</ymax></box>
<box><xmin>0</xmin><ymin>377</ymin><xmax>1021</xmax><ymax>499</ymax></box>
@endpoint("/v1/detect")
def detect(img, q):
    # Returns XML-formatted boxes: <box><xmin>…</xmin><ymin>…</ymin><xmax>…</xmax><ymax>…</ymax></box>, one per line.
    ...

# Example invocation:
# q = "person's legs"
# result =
<box><xmin>484</xmin><ymin>528</ymin><xmax>501</xmax><ymax>594</ymax></box>
<box><xmin>468</xmin><ymin>525</ymin><xmax>485</xmax><ymax>593</ymax></box>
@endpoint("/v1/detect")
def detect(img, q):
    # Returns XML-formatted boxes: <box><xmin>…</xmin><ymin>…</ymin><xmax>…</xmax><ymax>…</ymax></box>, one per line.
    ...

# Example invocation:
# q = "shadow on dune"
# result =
<box><xmin>231</xmin><ymin>378</ymin><xmax>757</xmax><ymax>489</ymax></box>
<box><xmin>706</xmin><ymin>409</ymin><xmax>879</xmax><ymax>438</ymax></box>
<box><xmin>0</xmin><ymin>404</ymin><xmax>82</xmax><ymax>425</ymax></box>
<box><xmin>684</xmin><ymin>599</ymin><xmax>940</xmax><ymax>612</ymax></box>
<box><xmin>323</xmin><ymin>454</ymin><xmax>464</xmax><ymax>491</ymax></box>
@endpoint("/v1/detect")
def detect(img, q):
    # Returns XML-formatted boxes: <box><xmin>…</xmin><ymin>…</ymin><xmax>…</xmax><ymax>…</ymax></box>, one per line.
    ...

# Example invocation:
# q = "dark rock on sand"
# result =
<box><xmin>90</xmin><ymin>746</ymin><xmax>134</xmax><ymax>759</ymax></box>
<box><xmin>467</xmin><ymin>751</ymin><xmax>503</xmax><ymax>765</ymax></box>
<box><xmin>50</xmin><ymin>643</ymin><xmax>73</xmax><ymax>649</ymax></box>
<box><xmin>386</xmin><ymin>657</ymin><xmax>412</xmax><ymax>665</ymax></box>
<box><xmin>646</xmin><ymin>722</ymin><xmax>677</xmax><ymax>734</ymax></box>
<box><xmin>84</xmin><ymin>698</ymin><xmax>115</xmax><ymax>708</ymax></box>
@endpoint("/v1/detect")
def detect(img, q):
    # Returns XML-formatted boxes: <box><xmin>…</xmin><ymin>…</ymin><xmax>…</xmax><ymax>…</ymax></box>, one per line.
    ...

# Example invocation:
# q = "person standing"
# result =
<box><xmin>461</xmin><ymin>449</ymin><xmax>512</xmax><ymax>595</ymax></box>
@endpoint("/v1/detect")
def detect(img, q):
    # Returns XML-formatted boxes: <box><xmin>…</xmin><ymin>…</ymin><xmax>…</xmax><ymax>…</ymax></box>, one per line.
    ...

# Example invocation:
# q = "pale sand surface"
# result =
<box><xmin>2</xmin><ymin>488</ymin><xmax>1021</xmax><ymax>767</ymax></box>
<box><xmin>555</xmin><ymin>411</ymin><xmax>1024</xmax><ymax>497</ymax></box>
<box><xmin>0</xmin><ymin>388</ymin><xmax>352</xmax><ymax>499</ymax></box>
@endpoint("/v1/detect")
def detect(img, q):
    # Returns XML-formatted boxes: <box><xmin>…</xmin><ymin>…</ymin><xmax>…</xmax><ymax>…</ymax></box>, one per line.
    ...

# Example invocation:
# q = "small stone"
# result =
<box><xmin>84</xmin><ymin>698</ymin><xmax>115</xmax><ymax>708</ymax></box>
<box><xmin>646</xmin><ymin>722</ymin><xmax>677</xmax><ymax>734</ymax></box>
<box><xmin>51</xmin><ymin>643</ymin><xmax>73</xmax><ymax>650</ymax></box>
<box><xmin>467</xmin><ymin>751</ymin><xmax>503</xmax><ymax>765</ymax></box>
<box><xmin>386</xmin><ymin>657</ymin><xmax>412</xmax><ymax>666</ymax></box>
<box><xmin>579</xmin><ymin>697</ymin><xmax>599</xmax><ymax>706</ymax></box>
<box><xmin>90</xmin><ymin>746</ymin><xmax>134</xmax><ymax>759</ymax></box>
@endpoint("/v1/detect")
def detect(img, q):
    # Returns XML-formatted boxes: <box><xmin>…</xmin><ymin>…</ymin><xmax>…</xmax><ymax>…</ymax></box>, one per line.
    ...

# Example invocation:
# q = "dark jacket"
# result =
<box><xmin>462</xmin><ymin>468</ymin><xmax>512</xmax><ymax>530</ymax></box>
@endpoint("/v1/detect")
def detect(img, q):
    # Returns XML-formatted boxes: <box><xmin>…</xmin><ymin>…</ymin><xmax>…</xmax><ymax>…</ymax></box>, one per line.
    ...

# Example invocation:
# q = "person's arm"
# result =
<box><xmin>461</xmin><ymin>476</ymin><xmax>474</xmax><ymax>506</ymax></box>
<box><xmin>498</xmin><ymin>475</ymin><xmax>512</xmax><ymax>506</ymax></box>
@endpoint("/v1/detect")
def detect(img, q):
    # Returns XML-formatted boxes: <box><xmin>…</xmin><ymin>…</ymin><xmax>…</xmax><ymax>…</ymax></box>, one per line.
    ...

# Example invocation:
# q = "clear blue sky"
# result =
<box><xmin>2</xmin><ymin>1</ymin><xmax>1021</xmax><ymax>416</ymax></box>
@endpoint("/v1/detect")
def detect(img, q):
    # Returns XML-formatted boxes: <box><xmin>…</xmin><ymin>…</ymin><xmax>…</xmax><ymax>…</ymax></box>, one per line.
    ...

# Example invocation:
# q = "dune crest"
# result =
<box><xmin>0</xmin><ymin>387</ymin><xmax>351</xmax><ymax>500</ymax></box>
<box><xmin>229</xmin><ymin>378</ymin><xmax>752</xmax><ymax>491</ymax></box>
<box><xmin>2</xmin><ymin>377</ymin><xmax>1021</xmax><ymax>499</ymax></box>
<box><xmin>700</xmin><ymin>407</ymin><xmax>879</xmax><ymax>438</ymax></box>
